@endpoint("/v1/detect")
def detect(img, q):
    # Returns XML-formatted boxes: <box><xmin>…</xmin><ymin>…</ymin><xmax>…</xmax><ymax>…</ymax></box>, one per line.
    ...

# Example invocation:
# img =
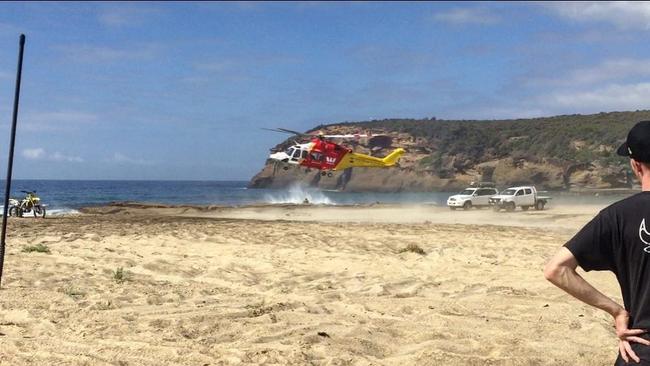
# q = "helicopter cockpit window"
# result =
<box><xmin>301</xmin><ymin>150</ymin><xmax>308</xmax><ymax>159</ymax></box>
<box><xmin>290</xmin><ymin>149</ymin><xmax>301</xmax><ymax>161</ymax></box>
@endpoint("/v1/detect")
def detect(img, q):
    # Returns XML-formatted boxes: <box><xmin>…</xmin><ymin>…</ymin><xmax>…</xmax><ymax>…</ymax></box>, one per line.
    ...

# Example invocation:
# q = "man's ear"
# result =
<box><xmin>642</xmin><ymin>161</ymin><xmax>650</xmax><ymax>175</ymax></box>
<box><xmin>631</xmin><ymin>159</ymin><xmax>644</xmax><ymax>176</ymax></box>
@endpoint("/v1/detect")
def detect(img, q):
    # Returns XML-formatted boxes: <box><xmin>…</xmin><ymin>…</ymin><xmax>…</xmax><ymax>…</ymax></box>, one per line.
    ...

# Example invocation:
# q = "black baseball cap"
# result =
<box><xmin>616</xmin><ymin>120</ymin><xmax>650</xmax><ymax>163</ymax></box>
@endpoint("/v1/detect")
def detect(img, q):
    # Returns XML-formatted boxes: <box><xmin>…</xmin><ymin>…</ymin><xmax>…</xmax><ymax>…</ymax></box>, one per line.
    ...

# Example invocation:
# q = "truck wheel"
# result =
<box><xmin>506</xmin><ymin>202</ymin><xmax>516</xmax><ymax>212</ymax></box>
<box><xmin>463</xmin><ymin>201</ymin><xmax>472</xmax><ymax>210</ymax></box>
<box><xmin>535</xmin><ymin>200</ymin><xmax>545</xmax><ymax>210</ymax></box>
<box><xmin>521</xmin><ymin>206</ymin><xmax>529</xmax><ymax>211</ymax></box>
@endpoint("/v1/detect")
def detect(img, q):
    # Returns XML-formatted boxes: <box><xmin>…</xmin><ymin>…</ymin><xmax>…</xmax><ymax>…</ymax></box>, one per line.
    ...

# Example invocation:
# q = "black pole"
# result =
<box><xmin>0</xmin><ymin>34</ymin><xmax>26</xmax><ymax>288</ymax></box>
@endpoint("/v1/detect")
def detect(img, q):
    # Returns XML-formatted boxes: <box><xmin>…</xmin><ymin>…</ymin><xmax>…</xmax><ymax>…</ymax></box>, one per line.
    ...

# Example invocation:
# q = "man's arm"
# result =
<box><xmin>544</xmin><ymin>247</ymin><xmax>623</xmax><ymax>315</ymax></box>
<box><xmin>544</xmin><ymin>247</ymin><xmax>649</xmax><ymax>363</ymax></box>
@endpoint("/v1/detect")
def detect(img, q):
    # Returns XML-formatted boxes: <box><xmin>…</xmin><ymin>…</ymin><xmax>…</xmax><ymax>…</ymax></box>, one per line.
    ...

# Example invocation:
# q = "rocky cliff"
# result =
<box><xmin>249</xmin><ymin>111</ymin><xmax>650</xmax><ymax>192</ymax></box>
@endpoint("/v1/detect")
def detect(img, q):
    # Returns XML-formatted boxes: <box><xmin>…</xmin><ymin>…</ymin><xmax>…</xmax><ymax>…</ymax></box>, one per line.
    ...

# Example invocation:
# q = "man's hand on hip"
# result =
<box><xmin>615</xmin><ymin>308</ymin><xmax>650</xmax><ymax>363</ymax></box>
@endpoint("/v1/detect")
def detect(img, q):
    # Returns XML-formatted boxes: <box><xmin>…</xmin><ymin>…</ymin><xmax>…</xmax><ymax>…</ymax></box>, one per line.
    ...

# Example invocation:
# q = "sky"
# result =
<box><xmin>0</xmin><ymin>2</ymin><xmax>650</xmax><ymax>180</ymax></box>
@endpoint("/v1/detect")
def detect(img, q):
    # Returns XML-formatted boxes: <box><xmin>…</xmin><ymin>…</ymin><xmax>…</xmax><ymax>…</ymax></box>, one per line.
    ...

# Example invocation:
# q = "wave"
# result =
<box><xmin>46</xmin><ymin>207</ymin><xmax>81</xmax><ymax>216</ymax></box>
<box><xmin>0</xmin><ymin>206</ymin><xmax>80</xmax><ymax>216</ymax></box>
<box><xmin>264</xmin><ymin>184</ymin><xmax>335</xmax><ymax>205</ymax></box>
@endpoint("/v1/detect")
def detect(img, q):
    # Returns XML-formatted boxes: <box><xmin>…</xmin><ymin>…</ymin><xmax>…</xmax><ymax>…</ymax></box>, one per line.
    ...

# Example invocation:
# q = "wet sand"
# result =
<box><xmin>0</xmin><ymin>203</ymin><xmax>622</xmax><ymax>365</ymax></box>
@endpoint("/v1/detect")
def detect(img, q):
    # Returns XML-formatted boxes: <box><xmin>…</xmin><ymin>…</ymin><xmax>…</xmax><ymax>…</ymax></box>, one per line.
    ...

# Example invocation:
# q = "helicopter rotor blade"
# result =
<box><xmin>261</xmin><ymin>128</ymin><xmax>311</xmax><ymax>138</ymax></box>
<box><xmin>276</xmin><ymin>127</ymin><xmax>308</xmax><ymax>136</ymax></box>
<box><xmin>261</xmin><ymin>127</ymin><xmax>294</xmax><ymax>134</ymax></box>
<box><xmin>264</xmin><ymin>127</ymin><xmax>384</xmax><ymax>140</ymax></box>
<box><xmin>322</xmin><ymin>134</ymin><xmax>374</xmax><ymax>138</ymax></box>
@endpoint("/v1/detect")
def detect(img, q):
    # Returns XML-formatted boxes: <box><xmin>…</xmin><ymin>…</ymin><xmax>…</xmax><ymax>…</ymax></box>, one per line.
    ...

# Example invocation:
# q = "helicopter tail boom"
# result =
<box><xmin>381</xmin><ymin>148</ymin><xmax>405</xmax><ymax>166</ymax></box>
<box><xmin>334</xmin><ymin>148</ymin><xmax>405</xmax><ymax>170</ymax></box>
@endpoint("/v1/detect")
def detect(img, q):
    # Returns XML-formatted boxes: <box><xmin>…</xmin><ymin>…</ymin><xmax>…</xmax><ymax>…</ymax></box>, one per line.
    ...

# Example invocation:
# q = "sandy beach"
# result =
<box><xmin>0</xmin><ymin>202</ymin><xmax>623</xmax><ymax>365</ymax></box>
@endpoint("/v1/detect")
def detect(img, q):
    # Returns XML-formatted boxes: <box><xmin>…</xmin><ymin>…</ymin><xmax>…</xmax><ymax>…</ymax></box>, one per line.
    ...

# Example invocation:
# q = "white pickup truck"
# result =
<box><xmin>447</xmin><ymin>186</ymin><xmax>499</xmax><ymax>210</ymax></box>
<box><xmin>489</xmin><ymin>186</ymin><xmax>550</xmax><ymax>212</ymax></box>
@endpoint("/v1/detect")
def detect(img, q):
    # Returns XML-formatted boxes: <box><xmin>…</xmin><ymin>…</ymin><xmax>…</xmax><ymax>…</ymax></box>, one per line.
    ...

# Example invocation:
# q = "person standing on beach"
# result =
<box><xmin>545</xmin><ymin>120</ymin><xmax>650</xmax><ymax>365</ymax></box>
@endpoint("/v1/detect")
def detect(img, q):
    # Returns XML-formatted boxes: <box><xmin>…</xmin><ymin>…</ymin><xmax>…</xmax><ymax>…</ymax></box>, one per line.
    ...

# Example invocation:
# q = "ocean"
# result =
<box><xmin>0</xmin><ymin>180</ymin><xmax>634</xmax><ymax>216</ymax></box>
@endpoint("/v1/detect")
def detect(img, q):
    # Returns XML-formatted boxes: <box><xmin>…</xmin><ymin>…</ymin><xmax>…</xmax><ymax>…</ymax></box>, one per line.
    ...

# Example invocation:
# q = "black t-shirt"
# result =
<box><xmin>565</xmin><ymin>191</ymin><xmax>650</xmax><ymax>329</ymax></box>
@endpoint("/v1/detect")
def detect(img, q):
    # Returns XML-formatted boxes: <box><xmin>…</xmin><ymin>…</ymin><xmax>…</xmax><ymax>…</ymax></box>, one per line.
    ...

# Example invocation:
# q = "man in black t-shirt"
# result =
<box><xmin>545</xmin><ymin>120</ymin><xmax>650</xmax><ymax>365</ymax></box>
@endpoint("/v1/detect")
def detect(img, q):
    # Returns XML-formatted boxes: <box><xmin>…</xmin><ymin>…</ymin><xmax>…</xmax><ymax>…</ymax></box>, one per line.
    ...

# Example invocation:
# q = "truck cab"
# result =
<box><xmin>489</xmin><ymin>186</ymin><xmax>549</xmax><ymax>212</ymax></box>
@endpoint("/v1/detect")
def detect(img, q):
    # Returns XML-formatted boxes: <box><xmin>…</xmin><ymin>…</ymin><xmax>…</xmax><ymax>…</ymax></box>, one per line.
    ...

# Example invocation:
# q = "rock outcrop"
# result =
<box><xmin>250</xmin><ymin>111</ymin><xmax>648</xmax><ymax>192</ymax></box>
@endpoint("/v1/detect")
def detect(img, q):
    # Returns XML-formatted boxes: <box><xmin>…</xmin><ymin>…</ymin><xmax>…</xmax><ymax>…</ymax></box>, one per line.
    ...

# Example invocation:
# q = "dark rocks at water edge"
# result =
<box><xmin>249</xmin><ymin>110</ymin><xmax>647</xmax><ymax>192</ymax></box>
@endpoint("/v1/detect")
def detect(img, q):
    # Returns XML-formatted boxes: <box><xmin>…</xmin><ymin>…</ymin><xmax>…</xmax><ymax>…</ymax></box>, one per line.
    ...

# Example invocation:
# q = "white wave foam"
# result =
<box><xmin>47</xmin><ymin>208</ymin><xmax>81</xmax><ymax>216</ymax></box>
<box><xmin>0</xmin><ymin>206</ymin><xmax>80</xmax><ymax>216</ymax></box>
<box><xmin>264</xmin><ymin>184</ymin><xmax>335</xmax><ymax>205</ymax></box>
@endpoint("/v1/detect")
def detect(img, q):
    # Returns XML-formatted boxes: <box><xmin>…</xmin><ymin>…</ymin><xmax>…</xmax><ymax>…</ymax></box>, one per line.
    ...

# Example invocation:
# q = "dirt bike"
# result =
<box><xmin>10</xmin><ymin>191</ymin><xmax>46</xmax><ymax>218</ymax></box>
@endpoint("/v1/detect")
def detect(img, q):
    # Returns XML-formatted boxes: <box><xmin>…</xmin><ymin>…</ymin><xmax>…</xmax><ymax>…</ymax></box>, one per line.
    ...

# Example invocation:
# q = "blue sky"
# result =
<box><xmin>0</xmin><ymin>2</ymin><xmax>649</xmax><ymax>180</ymax></box>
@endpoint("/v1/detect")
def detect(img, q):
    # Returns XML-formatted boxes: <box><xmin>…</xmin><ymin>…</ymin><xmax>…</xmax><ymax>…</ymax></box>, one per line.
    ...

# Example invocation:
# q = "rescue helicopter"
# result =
<box><xmin>264</xmin><ymin>128</ymin><xmax>405</xmax><ymax>177</ymax></box>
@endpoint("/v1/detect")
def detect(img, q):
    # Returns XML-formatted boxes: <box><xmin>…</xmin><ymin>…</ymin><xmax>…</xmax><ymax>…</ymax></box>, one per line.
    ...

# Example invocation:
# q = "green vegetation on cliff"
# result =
<box><xmin>252</xmin><ymin>110</ymin><xmax>650</xmax><ymax>191</ymax></box>
<box><xmin>314</xmin><ymin>110</ymin><xmax>650</xmax><ymax>172</ymax></box>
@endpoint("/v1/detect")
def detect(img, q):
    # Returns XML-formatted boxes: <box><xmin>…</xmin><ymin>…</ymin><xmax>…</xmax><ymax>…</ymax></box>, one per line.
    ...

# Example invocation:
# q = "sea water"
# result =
<box><xmin>0</xmin><ymin>179</ymin><xmax>634</xmax><ymax>215</ymax></box>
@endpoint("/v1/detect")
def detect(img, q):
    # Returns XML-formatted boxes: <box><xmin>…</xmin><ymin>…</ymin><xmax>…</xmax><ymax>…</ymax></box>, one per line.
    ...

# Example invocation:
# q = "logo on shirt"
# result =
<box><xmin>641</xmin><ymin>219</ymin><xmax>650</xmax><ymax>253</ymax></box>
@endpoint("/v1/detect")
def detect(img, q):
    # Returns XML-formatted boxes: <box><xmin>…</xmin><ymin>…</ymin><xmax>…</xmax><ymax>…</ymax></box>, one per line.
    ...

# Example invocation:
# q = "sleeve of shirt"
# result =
<box><xmin>564</xmin><ymin>210</ymin><xmax>616</xmax><ymax>272</ymax></box>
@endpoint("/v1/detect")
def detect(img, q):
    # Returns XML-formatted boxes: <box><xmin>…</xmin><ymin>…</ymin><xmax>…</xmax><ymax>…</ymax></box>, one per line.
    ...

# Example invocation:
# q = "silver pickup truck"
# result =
<box><xmin>489</xmin><ymin>186</ymin><xmax>551</xmax><ymax>212</ymax></box>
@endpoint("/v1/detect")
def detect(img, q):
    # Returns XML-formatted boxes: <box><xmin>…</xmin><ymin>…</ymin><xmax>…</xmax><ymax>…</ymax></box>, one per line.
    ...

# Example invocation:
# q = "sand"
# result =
<box><xmin>0</xmin><ymin>202</ymin><xmax>625</xmax><ymax>365</ymax></box>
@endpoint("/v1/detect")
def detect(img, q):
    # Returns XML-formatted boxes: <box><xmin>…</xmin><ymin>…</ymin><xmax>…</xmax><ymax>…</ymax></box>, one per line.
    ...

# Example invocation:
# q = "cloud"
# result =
<box><xmin>432</xmin><ymin>7</ymin><xmax>501</xmax><ymax>26</ymax></box>
<box><xmin>53</xmin><ymin>44</ymin><xmax>162</xmax><ymax>63</ymax></box>
<box><xmin>0</xmin><ymin>21</ymin><xmax>25</xmax><ymax>36</ymax></box>
<box><xmin>184</xmin><ymin>53</ymin><xmax>301</xmax><ymax>85</ymax></box>
<box><xmin>21</xmin><ymin>110</ymin><xmax>99</xmax><ymax>131</ymax></box>
<box><xmin>458</xmin><ymin>81</ymin><xmax>650</xmax><ymax>120</ymax></box>
<box><xmin>441</xmin><ymin>56</ymin><xmax>650</xmax><ymax>119</ymax></box>
<box><xmin>22</xmin><ymin>148</ymin><xmax>44</xmax><ymax>160</ymax></box>
<box><xmin>567</xmin><ymin>59</ymin><xmax>650</xmax><ymax>84</ymax></box>
<box><xmin>229</xmin><ymin>2</ymin><xmax>264</xmax><ymax>12</ymax></box>
<box><xmin>540</xmin><ymin>82</ymin><xmax>650</xmax><ymax>112</ymax></box>
<box><xmin>22</xmin><ymin>148</ymin><xmax>83</xmax><ymax>163</ymax></box>
<box><xmin>98</xmin><ymin>6</ymin><xmax>161</xmax><ymax>27</ymax></box>
<box><xmin>193</xmin><ymin>54</ymin><xmax>301</xmax><ymax>73</ymax></box>
<box><xmin>194</xmin><ymin>61</ymin><xmax>234</xmax><ymax>73</ymax></box>
<box><xmin>527</xmin><ymin>58</ymin><xmax>650</xmax><ymax>87</ymax></box>
<box><xmin>50</xmin><ymin>152</ymin><xmax>84</xmax><ymax>163</ymax></box>
<box><xmin>107</xmin><ymin>153</ymin><xmax>154</xmax><ymax>166</ymax></box>
<box><xmin>546</xmin><ymin>1</ymin><xmax>650</xmax><ymax>30</ymax></box>
<box><xmin>349</xmin><ymin>44</ymin><xmax>437</xmax><ymax>75</ymax></box>
<box><xmin>195</xmin><ymin>2</ymin><xmax>266</xmax><ymax>13</ymax></box>
<box><xmin>27</xmin><ymin>111</ymin><xmax>98</xmax><ymax>124</ymax></box>
<box><xmin>468</xmin><ymin>106</ymin><xmax>548</xmax><ymax>120</ymax></box>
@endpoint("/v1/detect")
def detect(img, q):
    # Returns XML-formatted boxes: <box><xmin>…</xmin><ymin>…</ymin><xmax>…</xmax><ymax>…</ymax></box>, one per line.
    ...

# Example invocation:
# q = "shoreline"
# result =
<box><xmin>71</xmin><ymin>201</ymin><xmax>609</xmax><ymax>234</ymax></box>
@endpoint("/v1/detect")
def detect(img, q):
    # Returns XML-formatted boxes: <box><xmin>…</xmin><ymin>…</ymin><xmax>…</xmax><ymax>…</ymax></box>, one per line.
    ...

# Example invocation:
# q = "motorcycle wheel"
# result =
<box><xmin>8</xmin><ymin>206</ymin><xmax>19</xmax><ymax>217</ymax></box>
<box><xmin>34</xmin><ymin>205</ymin><xmax>46</xmax><ymax>218</ymax></box>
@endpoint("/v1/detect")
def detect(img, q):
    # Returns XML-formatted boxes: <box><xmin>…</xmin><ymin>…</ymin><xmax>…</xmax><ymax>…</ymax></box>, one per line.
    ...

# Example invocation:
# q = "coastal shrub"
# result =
<box><xmin>22</xmin><ymin>243</ymin><xmax>50</xmax><ymax>254</ymax></box>
<box><xmin>113</xmin><ymin>267</ymin><xmax>130</xmax><ymax>284</ymax></box>
<box><xmin>399</xmin><ymin>243</ymin><xmax>426</xmax><ymax>255</ymax></box>
<box><xmin>63</xmin><ymin>285</ymin><xmax>85</xmax><ymax>300</ymax></box>
<box><xmin>320</xmin><ymin>110</ymin><xmax>650</xmax><ymax>170</ymax></box>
